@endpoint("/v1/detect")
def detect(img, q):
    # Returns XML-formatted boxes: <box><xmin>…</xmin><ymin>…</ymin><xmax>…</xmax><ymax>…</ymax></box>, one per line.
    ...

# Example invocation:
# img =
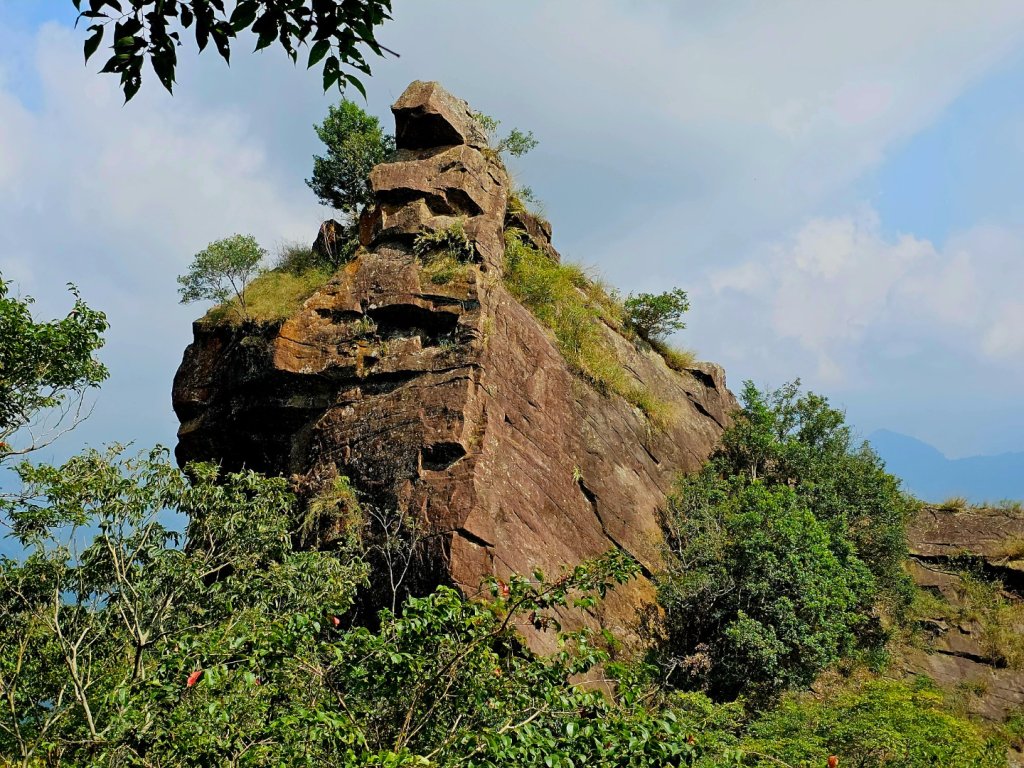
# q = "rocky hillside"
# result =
<box><xmin>903</xmin><ymin>504</ymin><xmax>1024</xmax><ymax>725</ymax></box>
<box><xmin>172</xmin><ymin>81</ymin><xmax>736</xmax><ymax>651</ymax></box>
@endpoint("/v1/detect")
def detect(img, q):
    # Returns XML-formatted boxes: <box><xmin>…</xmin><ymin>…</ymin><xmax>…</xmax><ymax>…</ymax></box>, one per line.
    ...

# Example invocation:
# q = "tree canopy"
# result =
<box><xmin>307</xmin><ymin>99</ymin><xmax>395</xmax><ymax>219</ymax></box>
<box><xmin>73</xmin><ymin>0</ymin><xmax>394</xmax><ymax>101</ymax></box>
<box><xmin>658</xmin><ymin>381</ymin><xmax>915</xmax><ymax>700</ymax></box>
<box><xmin>178</xmin><ymin>234</ymin><xmax>267</xmax><ymax>319</ymax></box>
<box><xmin>0</xmin><ymin>277</ymin><xmax>108</xmax><ymax>459</ymax></box>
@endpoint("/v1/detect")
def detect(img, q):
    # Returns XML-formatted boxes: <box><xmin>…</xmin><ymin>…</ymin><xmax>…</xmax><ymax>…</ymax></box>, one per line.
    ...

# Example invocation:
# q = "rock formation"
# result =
<box><xmin>903</xmin><ymin>505</ymin><xmax>1024</xmax><ymax>725</ymax></box>
<box><xmin>172</xmin><ymin>81</ymin><xmax>736</xmax><ymax>652</ymax></box>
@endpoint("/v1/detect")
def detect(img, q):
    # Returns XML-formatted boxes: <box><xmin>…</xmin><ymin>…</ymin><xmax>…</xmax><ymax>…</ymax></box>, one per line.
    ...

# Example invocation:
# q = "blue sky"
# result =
<box><xmin>2</xmin><ymin>0</ymin><xmax>1024</xmax><ymax>468</ymax></box>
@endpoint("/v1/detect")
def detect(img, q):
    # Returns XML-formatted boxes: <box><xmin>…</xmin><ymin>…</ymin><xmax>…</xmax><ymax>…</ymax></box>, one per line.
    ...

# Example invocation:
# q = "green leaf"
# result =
<box><xmin>307</xmin><ymin>39</ymin><xmax>330</xmax><ymax>69</ymax></box>
<box><xmin>83</xmin><ymin>25</ymin><xmax>104</xmax><ymax>62</ymax></box>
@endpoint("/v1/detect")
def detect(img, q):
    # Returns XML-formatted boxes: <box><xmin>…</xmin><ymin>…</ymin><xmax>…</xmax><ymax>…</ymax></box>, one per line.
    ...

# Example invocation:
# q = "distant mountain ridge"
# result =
<box><xmin>869</xmin><ymin>429</ymin><xmax>1024</xmax><ymax>504</ymax></box>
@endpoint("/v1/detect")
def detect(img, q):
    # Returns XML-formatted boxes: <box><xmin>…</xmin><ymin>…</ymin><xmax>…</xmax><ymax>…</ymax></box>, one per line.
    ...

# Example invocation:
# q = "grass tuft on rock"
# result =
<box><xmin>649</xmin><ymin>337</ymin><xmax>698</xmax><ymax>372</ymax></box>
<box><xmin>503</xmin><ymin>228</ymin><xmax>669</xmax><ymax>424</ymax></box>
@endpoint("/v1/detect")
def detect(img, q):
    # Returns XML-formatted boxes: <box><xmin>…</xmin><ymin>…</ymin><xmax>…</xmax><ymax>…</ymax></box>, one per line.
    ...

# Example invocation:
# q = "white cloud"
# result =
<box><xmin>4</xmin><ymin>1</ymin><xmax>1024</xmax><ymax>459</ymax></box>
<box><xmin>983</xmin><ymin>302</ymin><xmax>1024</xmax><ymax>359</ymax></box>
<box><xmin>0</xmin><ymin>24</ymin><xmax>328</xmax><ymax>455</ymax></box>
<box><xmin>702</xmin><ymin>210</ymin><xmax>1024</xmax><ymax>384</ymax></box>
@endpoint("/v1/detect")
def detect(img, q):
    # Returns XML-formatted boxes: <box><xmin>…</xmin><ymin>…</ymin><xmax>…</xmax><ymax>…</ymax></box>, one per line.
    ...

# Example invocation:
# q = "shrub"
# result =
<box><xmin>659</xmin><ymin>381</ymin><xmax>916</xmax><ymax>699</ymax></box>
<box><xmin>307</xmin><ymin>99</ymin><xmax>395</xmax><ymax>220</ymax></box>
<box><xmin>939</xmin><ymin>495</ymin><xmax>969</xmax><ymax>511</ymax></box>
<box><xmin>660</xmin><ymin>471</ymin><xmax>873</xmax><ymax>699</ymax></box>
<box><xmin>412</xmin><ymin>221</ymin><xmax>475</xmax><ymax>285</ymax></box>
<box><xmin>413</xmin><ymin>220</ymin><xmax>474</xmax><ymax>261</ymax></box>
<box><xmin>472</xmin><ymin>111</ymin><xmax>538</xmax><ymax>158</ymax></box>
<box><xmin>623</xmin><ymin>288</ymin><xmax>690</xmax><ymax>342</ymax></box>
<box><xmin>178</xmin><ymin>234</ymin><xmax>266</xmax><ymax>319</ymax></box>
<box><xmin>741</xmin><ymin>676</ymin><xmax>1005</xmax><ymax>767</ymax></box>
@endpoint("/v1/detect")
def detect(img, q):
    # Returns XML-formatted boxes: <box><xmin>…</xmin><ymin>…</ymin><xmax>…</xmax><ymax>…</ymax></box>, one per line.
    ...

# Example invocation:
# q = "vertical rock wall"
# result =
<box><xmin>173</xmin><ymin>81</ymin><xmax>736</xmax><ymax>651</ymax></box>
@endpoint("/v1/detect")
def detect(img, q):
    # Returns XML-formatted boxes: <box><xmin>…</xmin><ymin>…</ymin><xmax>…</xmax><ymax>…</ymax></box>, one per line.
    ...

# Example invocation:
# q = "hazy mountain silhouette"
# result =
<box><xmin>869</xmin><ymin>429</ymin><xmax>1024</xmax><ymax>504</ymax></box>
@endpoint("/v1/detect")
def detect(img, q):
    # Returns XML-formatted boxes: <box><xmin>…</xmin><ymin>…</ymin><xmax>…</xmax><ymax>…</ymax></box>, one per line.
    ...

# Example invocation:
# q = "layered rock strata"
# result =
<box><xmin>173</xmin><ymin>81</ymin><xmax>736</xmax><ymax>651</ymax></box>
<box><xmin>903</xmin><ymin>505</ymin><xmax>1024</xmax><ymax>725</ymax></box>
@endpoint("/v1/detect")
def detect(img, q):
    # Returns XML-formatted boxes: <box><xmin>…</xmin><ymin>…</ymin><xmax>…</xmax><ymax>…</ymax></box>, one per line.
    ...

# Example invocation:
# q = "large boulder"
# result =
<box><xmin>392</xmin><ymin>80</ymin><xmax>488</xmax><ymax>150</ymax></box>
<box><xmin>173</xmin><ymin>81</ymin><xmax>736</xmax><ymax>653</ymax></box>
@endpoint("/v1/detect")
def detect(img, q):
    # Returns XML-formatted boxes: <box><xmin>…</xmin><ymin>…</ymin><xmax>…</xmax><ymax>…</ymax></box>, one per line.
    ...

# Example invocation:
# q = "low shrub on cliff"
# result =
<box><xmin>204</xmin><ymin>265</ymin><xmax>333</xmax><ymax>324</ymax></box>
<box><xmin>202</xmin><ymin>243</ymin><xmax>335</xmax><ymax>324</ymax></box>
<box><xmin>503</xmin><ymin>229</ymin><xmax>669</xmax><ymax>424</ymax></box>
<box><xmin>740</xmin><ymin>674</ymin><xmax>1004</xmax><ymax>767</ymax></box>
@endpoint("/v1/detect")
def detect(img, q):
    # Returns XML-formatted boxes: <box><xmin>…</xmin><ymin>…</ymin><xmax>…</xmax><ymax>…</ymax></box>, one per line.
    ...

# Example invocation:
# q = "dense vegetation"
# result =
<box><xmin>658</xmin><ymin>381</ymin><xmax>916</xmax><ymax>700</ymax></box>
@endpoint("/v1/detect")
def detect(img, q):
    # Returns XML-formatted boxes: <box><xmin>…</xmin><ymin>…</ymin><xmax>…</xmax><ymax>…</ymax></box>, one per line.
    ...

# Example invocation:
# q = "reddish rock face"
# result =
<box><xmin>903</xmin><ymin>505</ymin><xmax>1024</xmax><ymax>723</ymax></box>
<box><xmin>172</xmin><ymin>81</ymin><xmax>736</xmax><ymax>652</ymax></box>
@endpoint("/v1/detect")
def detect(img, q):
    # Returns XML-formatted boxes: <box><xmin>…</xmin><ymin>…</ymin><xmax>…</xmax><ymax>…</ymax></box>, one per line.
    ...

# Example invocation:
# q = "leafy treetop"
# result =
<box><xmin>472</xmin><ymin>112</ymin><xmax>538</xmax><ymax>158</ymax></box>
<box><xmin>658</xmin><ymin>380</ymin><xmax>915</xmax><ymax>700</ymax></box>
<box><xmin>74</xmin><ymin>0</ymin><xmax>394</xmax><ymax>101</ymax></box>
<box><xmin>307</xmin><ymin>99</ymin><xmax>395</xmax><ymax>219</ymax></box>
<box><xmin>623</xmin><ymin>288</ymin><xmax>690</xmax><ymax>342</ymax></box>
<box><xmin>0</xmin><ymin>278</ymin><xmax>108</xmax><ymax>459</ymax></box>
<box><xmin>177</xmin><ymin>234</ymin><xmax>266</xmax><ymax>320</ymax></box>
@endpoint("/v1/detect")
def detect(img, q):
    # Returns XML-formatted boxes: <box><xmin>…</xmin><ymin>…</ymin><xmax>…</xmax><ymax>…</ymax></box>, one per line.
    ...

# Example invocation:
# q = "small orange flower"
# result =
<box><xmin>332</xmin><ymin>615</ymin><xmax>341</xmax><ymax>627</ymax></box>
<box><xmin>827</xmin><ymin>756</ymin><xmax>839</xmax><ymax>768</ymax></box>
<box><xmin>497</xmin><ymin>581</ymin><xmax>510</xmax><ymax>599</ymax></box>
<box><xmin>186</xmin><ymin>669</ymin><xmax>202</xmax><ymax>688</ymax></box>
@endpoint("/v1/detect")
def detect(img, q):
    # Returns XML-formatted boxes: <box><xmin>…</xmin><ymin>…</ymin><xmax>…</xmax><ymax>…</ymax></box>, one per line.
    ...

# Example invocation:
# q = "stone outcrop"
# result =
<box><xmin>172</xmin><ymin>81</ymin><xmax>736</xmax><ymax>652</ymax></box>
<box><xmin>902</xmin><ymin>505</ymin><xmax>1024</xmax><ymax>728</ymax></box>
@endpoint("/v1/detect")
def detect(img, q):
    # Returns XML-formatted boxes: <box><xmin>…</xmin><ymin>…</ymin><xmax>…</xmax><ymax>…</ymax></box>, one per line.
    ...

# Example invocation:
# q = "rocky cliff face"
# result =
<box><xmin>172</xmin><ymin>81</ymin><xmax>736</xmax><ymax>652</ymax></box>
<box><xmin>903</xmin><ymin>505</ymin><xmax>1024</xmax><ymax>726</ymax></box>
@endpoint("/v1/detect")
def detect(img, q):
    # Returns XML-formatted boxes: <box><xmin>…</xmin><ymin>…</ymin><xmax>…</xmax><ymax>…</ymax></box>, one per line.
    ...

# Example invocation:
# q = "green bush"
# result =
<box><xmin>659</xmin><ymin>381</ymin><xmax>916</xmax><ymax>699</ymax></box>
<box><xmin>660</xmin><ymin>471</ymin><xmax>873</xmax><ymax>698</ymax></box>
<box><xmin>307</xmin><ymin>99</ymin><xmax>395</xmax><ymax>220</ymax></box>
<box><xmin>623</xmin><ymin>288</ymin><xmax>690</xmax><ymax>342</ymax></box>
<box><xmin>716</xmin><ymin>381</ymin><xmax>915</xmax><ymax>608</ymax></box>
<box><xmin>741</xmin><ymin>676</ymin><xmax>1004</xmax><ymax>767</ymax></box>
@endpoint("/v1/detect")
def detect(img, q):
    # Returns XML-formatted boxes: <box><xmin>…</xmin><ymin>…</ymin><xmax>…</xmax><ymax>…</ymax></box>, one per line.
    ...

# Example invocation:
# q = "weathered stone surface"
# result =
<box><xmin>908</xmin><ymin>505</ymin><xmax>1024</xmax><ymax>581</ymax></box>
<box><xmin>173</xmin><ymin>82</ymin><xmax>736</xmax><ymax>653</ymax></box>
<box><xmin>898</xmin><ymin>646</ymin><xmax>1024</xmax><ymax>721</ymax></box>
<box><xmin>312</xmin><ymin>219</ymin><xmax>347</xmax><ymax>264</ymax></box>
<box><xmin>903</xmin><ymin>505</ymin><xmax>1024</xmax><ymax>728</ymax></box>
<box><xmin>392</xmin><ymin>80</ymin><xmax>488</xmax><ymax>150</ymax></box>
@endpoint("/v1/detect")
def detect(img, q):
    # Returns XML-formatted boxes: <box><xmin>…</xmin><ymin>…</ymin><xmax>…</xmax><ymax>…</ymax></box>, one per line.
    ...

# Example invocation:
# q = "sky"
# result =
<box><xmin>2</xmin><ymin>0</ymin><xmax>1024</xmax><ymax>465</ymax></box>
